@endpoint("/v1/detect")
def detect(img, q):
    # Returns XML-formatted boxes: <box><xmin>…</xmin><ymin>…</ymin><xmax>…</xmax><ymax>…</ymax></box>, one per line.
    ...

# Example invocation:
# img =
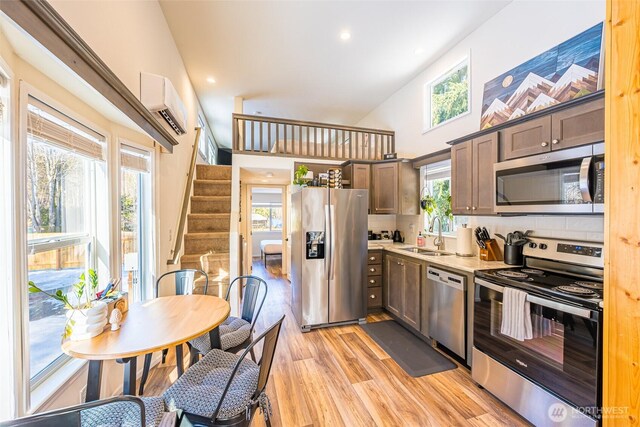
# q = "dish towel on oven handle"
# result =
<box><xmin>500</xmin><ymin>287</ymin><xmax>533</xmax><ymax>341</ymax></box>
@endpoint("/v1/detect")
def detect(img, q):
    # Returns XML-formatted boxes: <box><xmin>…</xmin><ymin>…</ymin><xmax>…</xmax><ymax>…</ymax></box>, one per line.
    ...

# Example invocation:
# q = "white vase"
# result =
<box><xmin>66</xmin><ymin>301</ymin><xmax>108</xmax><ymax>341</ymax></box>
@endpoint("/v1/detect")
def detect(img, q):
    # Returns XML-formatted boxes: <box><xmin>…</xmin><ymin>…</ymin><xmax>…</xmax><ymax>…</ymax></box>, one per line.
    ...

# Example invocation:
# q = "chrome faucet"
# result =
<box><xmin>429</xmin><ymin>217</ymin><xmax>444</xmax><ymax>251</ymax></box>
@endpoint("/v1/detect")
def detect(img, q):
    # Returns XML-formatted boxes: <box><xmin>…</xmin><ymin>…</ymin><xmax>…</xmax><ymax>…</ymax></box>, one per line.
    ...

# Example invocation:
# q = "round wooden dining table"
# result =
<box><xmin>62</xmin><ymin>294</ymin><xmax>230</xmax><ymax>401</ymax></box>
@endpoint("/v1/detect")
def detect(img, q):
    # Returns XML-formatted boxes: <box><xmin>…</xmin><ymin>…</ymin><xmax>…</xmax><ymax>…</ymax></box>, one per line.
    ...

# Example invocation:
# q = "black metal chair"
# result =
<box><xmin>138</xmin><ymin>269</ymin><xmax>209</xmax><ymax>395</ymax></box>
<box><xmin>164</xmin><ymin>315</ymin><xmax>285</xmax><ymax>427</ymax></box>
<box><xmin>188</xmin><ymin>275</ymin><xmax>267</xmax><ymax>364</ymax></box>
<box><xmin>0</xmin><ymin>395</ymin><xmax>168</xmax><ymax>427</ymax></box>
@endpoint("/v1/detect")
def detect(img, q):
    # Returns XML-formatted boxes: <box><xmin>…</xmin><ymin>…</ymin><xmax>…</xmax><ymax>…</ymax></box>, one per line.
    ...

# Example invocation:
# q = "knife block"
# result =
<box><xmin>479</xmin><ymin>239</ymin><xmax>503</xmax><ymax>261</ymax></box>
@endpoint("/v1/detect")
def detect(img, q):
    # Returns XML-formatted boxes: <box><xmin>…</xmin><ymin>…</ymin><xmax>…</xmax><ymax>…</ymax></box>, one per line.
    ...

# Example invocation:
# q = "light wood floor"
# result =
<box><xmin>144</xmin><ymin>259</ymin><xmax>529</xmax><ymax>426</ymax></box>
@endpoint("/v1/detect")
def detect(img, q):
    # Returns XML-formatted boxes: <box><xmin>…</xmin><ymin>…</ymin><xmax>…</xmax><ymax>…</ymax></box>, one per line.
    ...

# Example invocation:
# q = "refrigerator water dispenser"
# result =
<box><xmin>306</xmin><ymin>231</ymin><xmax>325</xmax><ymax>259</ymax></box>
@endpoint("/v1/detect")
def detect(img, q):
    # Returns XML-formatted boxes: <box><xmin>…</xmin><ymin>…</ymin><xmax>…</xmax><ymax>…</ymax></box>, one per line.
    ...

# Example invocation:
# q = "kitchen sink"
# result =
<box><xmin>399</xmin><ymin>247</ymin><xmax>454</xmax><ymax>256</ymax></box>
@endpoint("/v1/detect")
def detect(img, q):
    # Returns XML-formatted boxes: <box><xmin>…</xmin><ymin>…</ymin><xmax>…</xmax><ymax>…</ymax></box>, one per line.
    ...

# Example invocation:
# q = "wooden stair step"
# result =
<box><xmin>187</xmin><ymin>213</ymin><xmax>230</xmax><ymax>233</ymax></box>
<box><xmin>183</xmin><ymin>232</ymin><xmax>230</xmax><ymax>254</ymax></box>
<box><xmin>196</xmin><ymin>165</ymin><xmax>232</xmax><ymax>180</ymax></box>
<box><xmin>193</xmin><ymin>180</ymin><xmax>232</xmax><ymax>197</ymax></box>
<box><xmin>190</xmin><ymin>196</ymin><xmax>231</xmax><ymax>214</ymax></box>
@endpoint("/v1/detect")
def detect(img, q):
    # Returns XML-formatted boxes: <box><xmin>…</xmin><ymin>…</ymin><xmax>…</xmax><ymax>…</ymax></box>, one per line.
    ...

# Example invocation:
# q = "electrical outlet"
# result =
<box><xmin>79</xmin><ymin>385</ymin><xmax>87</xmax><ymax>402</ymax></box>
<box><xmin>409</xmin><ymin>223</ymin><xmax>415</xmax><ymax>232</ymax></box>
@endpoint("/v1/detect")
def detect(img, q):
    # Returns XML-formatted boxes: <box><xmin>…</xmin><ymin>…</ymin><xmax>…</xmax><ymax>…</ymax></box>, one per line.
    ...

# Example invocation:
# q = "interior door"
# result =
<box><xmin>328</xmin><ymin>189</ymin><xmax>367</xmax><ymax>323</ymax></box>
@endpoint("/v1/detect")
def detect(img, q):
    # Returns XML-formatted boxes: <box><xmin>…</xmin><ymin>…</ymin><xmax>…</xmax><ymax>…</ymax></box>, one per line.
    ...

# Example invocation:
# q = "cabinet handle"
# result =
<box><xmin>552</xmin><ymin>139</ymin><xmax>560</xmax><ymax>145</ymax></box>
<box><xmin>370</xmin><ymin>294</ymin><xmax>376</xmax><ymax>299</ymax></box>
<box><xmin>541</xmin><ymin>142</ymin><xmax>549</xmax><ymax>147</ymax></box>
<box><xmin>466</xmin><ymin>206</ymin><xmax>470</xmax><ymax>210</ymax></box>
<box><xmin>472</xmin><ymin>206</ymin><xmax>477</xmax><ymax>210</ymax></box>
<box><xmin>369</xmin><ymin>256</ymin><xmax>376</xmax><ymax>261</ymax></box>
<box><xmin>369</xmin><ymin>279</ymin><xmax>376</xmax><ymax>284</ymax></box>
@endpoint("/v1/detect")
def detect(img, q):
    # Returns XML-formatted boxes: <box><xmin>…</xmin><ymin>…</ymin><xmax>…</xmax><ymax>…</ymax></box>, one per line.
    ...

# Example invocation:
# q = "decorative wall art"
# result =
<box><xmin>480</xmin><ymin>22</ymin><xmax>603</xmax><ymax>129</ymax></box>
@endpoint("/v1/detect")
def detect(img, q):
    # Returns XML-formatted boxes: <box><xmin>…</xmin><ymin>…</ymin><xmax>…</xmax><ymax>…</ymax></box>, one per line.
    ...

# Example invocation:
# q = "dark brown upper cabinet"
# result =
<box><xmin>451</xmin><ymin>132</ymin><xmax>498</xmax><ymax>215</ymax></box>
<box><xmin>451</xmin><ymin>141</ymin><xmax>473</xmax><ymax>214</ymax></box>
<box><xmin>500</xmin><ymin>98</ymin><xmax>604</xmax><ymax>161</ymax></box>
<box><xmin>500</xmin><ymin>116</ymin><xmax>552</xmax><ymax>161</ymax></box>
<box><xmin>551</xmin><ymin>97</ymin><xmax>604</xmax><ymax>150</ymax></box>
<box><xmin>472</xmin><ymin>133</ymin><xmax>499</xmax><ymax>215</ymax></box>
<box><xmin>372</xmin><ymin>161</ymin><xmax>419</xmax><ymax>215</ymax></box>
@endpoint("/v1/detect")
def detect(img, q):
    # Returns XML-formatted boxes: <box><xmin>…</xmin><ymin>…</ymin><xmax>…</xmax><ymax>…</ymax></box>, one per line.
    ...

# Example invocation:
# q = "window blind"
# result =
<box><xmin>425</xmin><ymin>159</ymin><xmax>451</xmax><ymax>181</ymax></box>
<box><xmin>121</xmin><ymin>143</ymin><xmax>151</xmax><ymax>173</ymax></box>
<box><xmin>27</xmin><ymin>96</ymin><xmax>105</xmax><ymax>161</ymax></box>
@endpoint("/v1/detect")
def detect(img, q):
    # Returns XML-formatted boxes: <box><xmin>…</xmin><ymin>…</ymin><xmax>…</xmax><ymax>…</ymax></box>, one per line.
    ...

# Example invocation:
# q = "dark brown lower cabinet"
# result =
<box><xmin>384</xmin><ymin>254</ymin><xmax>403</xmax><ymax>318</ymax></box>
<box><xmin>383</xmin><ymin>253</ymin><xmax>423</xmax><ymax>331</ymax></box>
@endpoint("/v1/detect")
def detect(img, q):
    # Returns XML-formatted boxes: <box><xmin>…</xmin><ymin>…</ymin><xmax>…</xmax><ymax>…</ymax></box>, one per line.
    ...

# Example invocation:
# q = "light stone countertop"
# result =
<box><xmin>368</xmin><ymin>241</ymin><xmax>515</xmax><ymax>273</ymax></box>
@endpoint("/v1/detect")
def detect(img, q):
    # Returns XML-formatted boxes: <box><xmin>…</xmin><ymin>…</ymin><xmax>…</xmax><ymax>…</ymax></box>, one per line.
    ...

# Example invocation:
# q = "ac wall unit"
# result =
<box><xmin>140</xmin><ymin>72</ymin><xmax>187</xmax><ymax>135</ymax></box>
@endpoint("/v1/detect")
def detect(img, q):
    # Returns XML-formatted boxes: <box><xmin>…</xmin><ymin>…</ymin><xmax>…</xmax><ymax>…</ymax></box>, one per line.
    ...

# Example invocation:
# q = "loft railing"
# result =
<box><xmin>167</xmin><ymin>127</ymin><xmax>201</xmax><ymax>265</ymax></box>
<box><xmin>232</xmin><ymin>113</ymin><xmax>395</xmax><ymax>161</ymax></box>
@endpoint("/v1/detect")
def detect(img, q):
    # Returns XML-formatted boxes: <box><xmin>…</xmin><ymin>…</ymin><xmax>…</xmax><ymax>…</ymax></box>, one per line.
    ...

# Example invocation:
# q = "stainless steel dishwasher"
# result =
<box><xmin>427</xmin><ymin>266</ymin><xmax>466</xmax><ymax>359</ymax></box>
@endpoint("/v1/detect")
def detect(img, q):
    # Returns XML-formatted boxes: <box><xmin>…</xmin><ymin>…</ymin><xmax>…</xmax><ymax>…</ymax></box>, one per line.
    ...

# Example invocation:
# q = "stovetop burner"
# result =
<box><xmin>553</xmin><ymin>285</ymin><xmax>599</xmax><ymax>296</ymax></box>
<box><xmin>497</xmin><ymin>270</ymin><xmax>529</xmax><ymax>279</ymax></box>
<box><xmin>521</xmin><ymin>268</ymin><xmax>544</xmax><ymax>275</ymax></box>
<box><xmin>573</xmin><ymin>281</ymin><xmax>603</xmax><ymax>290</ymax></box>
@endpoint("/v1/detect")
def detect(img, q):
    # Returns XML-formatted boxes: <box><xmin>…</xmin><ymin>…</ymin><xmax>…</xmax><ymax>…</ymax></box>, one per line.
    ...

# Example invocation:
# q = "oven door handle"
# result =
<box><xmin>475</xmin><ymin>278</ymin><xmax>593</xmax><ymax>318</ymax></box>
<box><xmin>579</xmin><ymin>156</ymin><xmax>593</xmax><ymax>203</ymax></box>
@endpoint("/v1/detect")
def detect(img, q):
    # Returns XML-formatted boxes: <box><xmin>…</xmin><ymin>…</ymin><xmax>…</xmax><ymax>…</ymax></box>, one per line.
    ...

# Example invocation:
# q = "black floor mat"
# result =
<box><xmin>361</xmin><ymin>320</ymin><xmax>457</xmax><ymax>377</ymax></box>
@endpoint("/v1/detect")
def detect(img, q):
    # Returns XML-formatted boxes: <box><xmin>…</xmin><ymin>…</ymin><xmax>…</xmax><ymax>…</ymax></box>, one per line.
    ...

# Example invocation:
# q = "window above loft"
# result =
<box><xmin>423</xmin><ymin>57</ymin><xmax>470</xmax><ymax>132</ymax></box>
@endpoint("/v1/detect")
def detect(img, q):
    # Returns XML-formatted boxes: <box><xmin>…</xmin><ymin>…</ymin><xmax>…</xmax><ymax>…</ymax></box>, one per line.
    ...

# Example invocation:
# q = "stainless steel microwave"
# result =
<box><xmin>494</xmin><ymin>143</ymin><xmax>604</xmax><ymax>214</ymax></box>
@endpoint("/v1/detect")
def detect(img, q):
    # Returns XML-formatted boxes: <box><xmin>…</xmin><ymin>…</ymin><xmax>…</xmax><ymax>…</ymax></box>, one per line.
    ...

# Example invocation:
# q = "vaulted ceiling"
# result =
<box><xmin>159</xmin><ymin>0</ymin><xmax>511</xmax><ymax>147</ymax></box>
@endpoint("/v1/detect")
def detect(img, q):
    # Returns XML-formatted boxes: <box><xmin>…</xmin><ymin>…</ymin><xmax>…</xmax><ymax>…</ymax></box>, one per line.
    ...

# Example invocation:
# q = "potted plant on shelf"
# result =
<box><xmin>292</xmin><ymin>164</ymin><xmax>310</xmax><ymax>188</ymax></box>
<box><xmin>28</xmin><ymin>269</ymin><xmax>108</xmax><ymax>341</ymax></box>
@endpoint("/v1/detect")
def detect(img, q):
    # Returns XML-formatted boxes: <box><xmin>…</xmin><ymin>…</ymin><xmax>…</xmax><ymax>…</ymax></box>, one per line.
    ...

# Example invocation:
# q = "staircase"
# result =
<box><xmin>180</xmin><ymin>165</ymin><xmax>232</xmax><ymax>297</ymax></box>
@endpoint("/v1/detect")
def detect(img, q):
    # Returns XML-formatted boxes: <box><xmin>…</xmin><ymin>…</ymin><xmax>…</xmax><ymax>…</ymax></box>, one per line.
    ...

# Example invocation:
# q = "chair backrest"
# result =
<box><xmin>0</xmin><ymin>397</ymin><xmax>145</xmax><ymax>427</ymax></box>
<box><xmin>212</xmin><ymin>315</ymin><xmax>285</xmax><ymax>421</ymax></box>
<box><xmin>155</xmin><ymin>269</ymin><xmax>208</xmax><ymax>297</ymax></box>
<box><xmin>225</xmin><ymin>275</ymin><xmax>267</xmax><ymax>327</ymax></box>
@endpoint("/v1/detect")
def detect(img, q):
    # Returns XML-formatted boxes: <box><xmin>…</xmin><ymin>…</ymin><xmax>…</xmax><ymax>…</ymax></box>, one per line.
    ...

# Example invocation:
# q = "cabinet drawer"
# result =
<box><xmin>367</xmin><ymin>287</ymin><xmax>382</xmax><ymax>308</ymax></box>
<box><xmin>366</xmin><ymin>275</ymin><xmax>382</xmax><ymax>287</ymax></box>
<box><xmin>367</xmin><ymin>251</ymin><xmax>382</xmax><ymax>265</ymax></box>
<box><xmin>367</xmin><ymin>265</ymin><xmax>382</xmax><ymax>275</ymax></box>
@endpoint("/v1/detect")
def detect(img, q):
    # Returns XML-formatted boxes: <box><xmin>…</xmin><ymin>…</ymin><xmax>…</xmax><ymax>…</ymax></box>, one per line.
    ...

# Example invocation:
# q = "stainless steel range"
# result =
<box><xmin>472</xmin><ymin>237</ymin><xmax>603</xmax><ymax>426</ymax></box>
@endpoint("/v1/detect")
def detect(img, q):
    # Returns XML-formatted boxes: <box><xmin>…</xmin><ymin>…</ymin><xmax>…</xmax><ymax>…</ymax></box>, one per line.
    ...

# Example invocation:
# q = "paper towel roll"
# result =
<box><xmin>456</xmin><ymin>225</ymin><xmax>474</xmax><ymax>257</ymax></box>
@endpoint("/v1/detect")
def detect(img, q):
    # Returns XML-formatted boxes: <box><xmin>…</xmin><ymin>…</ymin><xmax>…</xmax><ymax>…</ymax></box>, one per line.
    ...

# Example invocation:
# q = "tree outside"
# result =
<box><xmin>431</xmin><ymin>64</ymin><xmax>469</xmax><ymax>128</ymax></box>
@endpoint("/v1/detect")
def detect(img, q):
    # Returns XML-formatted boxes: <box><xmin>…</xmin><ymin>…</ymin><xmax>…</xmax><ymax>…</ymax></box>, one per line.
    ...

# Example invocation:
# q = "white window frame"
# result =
<box><xmin>17</xmin><ymin>82</ymin><xmax>112</xmax><ymax>413</ymax></box>
<box><xmin>0</xmin><ymin>55</ymin><xmax>19</xmax><ymax>422</ymax></box>
<box><xmin>422</xmin><ymin>55</ymin><xmax>471</xmax><ymax>133</ymax></box>
<box><xmin>421</xmin><ymin>161</ymin><xmax>457</xmax><ymax>237</ymax></box>
<box><xmin>117</xmin><ymin>139</ymin><xmax>156</xmax><ymax>302</ymax></box>
<box><xmin>251</xmin><ymin>202</ymin><xmax>283</xmax><ymax>232</ymax></box>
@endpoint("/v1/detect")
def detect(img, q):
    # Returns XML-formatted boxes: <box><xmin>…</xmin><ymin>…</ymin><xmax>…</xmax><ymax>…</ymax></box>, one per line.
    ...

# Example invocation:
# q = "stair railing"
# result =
<box><xmin>167</xmin><ymin>127</ymin><xmax>202</xmax><ymax>265</ymax></box>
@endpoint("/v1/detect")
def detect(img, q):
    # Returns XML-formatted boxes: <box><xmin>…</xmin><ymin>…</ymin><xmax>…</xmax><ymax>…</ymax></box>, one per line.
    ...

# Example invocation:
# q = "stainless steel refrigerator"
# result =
<box><xmin>291</xmin><ymin>187</ymin><xmax>368</xmax><ymax>331</ymax></box>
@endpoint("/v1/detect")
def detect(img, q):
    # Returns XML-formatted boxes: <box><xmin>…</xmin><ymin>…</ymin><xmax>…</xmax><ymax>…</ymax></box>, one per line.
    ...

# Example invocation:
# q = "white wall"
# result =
<box><xmin>358</xmin><ymin>0</ymin><xmax>606</xmax><ymax>249</ymax></box>
<box><xmin>48</xmin><ymin>0</ymin><xmax>213</xmax><ymax>278</ymax></box>
<box><xmin>1</xmin><ymin>0</ymin><xmax>211</xmax><ymax>414</ymax></box>
<box><xmin>357</xmin><ymin>0</ymin><xmax>605</xmax><ymax>158</ymax></box>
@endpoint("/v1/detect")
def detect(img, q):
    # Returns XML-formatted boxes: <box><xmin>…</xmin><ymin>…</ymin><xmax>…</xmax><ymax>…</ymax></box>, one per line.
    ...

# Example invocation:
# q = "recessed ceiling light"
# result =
<box><xmin>340</xmin><ymin>31</ymin><xmax>351</xmax><ymax>41</ymax></box>
<box><xmin>266</xmin><ymin>172</ymin><xmax>274</xmax><ymax>178</ymax></box>
<box><xmin>206</xmin><ymin>77</ymin><xmax>216</xmax><ymax>84</ymax></box>
<box><xmin>261</xmin><ymin>179</ymin><xmax>268</xmax><ymax>183</ymax></box>
<box><xmin>414</xmin><ymin>48</ymin><xmax>424</xmax><ymax>56</ymax></box>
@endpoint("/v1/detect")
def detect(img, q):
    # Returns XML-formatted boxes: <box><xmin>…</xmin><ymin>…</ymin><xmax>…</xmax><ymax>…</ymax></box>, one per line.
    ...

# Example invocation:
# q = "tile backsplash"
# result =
<box><xmin>368</xmin><ymin>215</ymin><xmax>397</xmax><ymax>238</ymax></box>
<box><xmin>395</xmin><ymin>214</ymin><xmax>604</xmax><ymax>254</ymax></box>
